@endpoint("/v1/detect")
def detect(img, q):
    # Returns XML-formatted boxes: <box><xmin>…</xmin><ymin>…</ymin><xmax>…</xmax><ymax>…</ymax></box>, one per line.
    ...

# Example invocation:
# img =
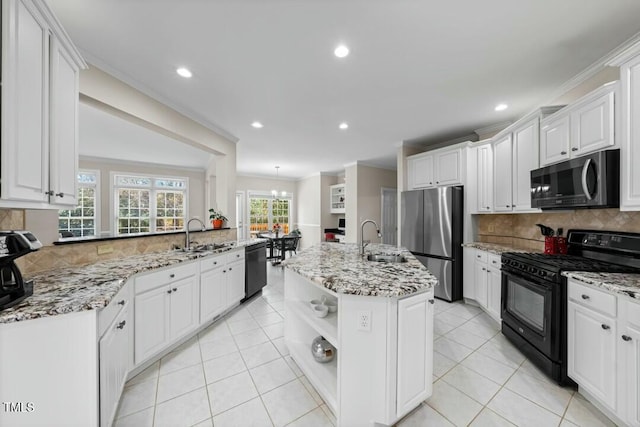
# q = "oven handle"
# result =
<box><xmin>581</xmin><ymin>158</ymin><xmax>593</xmax><ymax>200</ymax></box>
<box><xmin>501</xmin><ymin>268</ymin><xmax>555</xmax><ymax>290</ymax></box>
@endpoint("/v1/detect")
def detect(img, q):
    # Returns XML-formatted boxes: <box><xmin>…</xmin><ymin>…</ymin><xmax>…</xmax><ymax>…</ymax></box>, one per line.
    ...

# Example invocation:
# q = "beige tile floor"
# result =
<box><xmin>113</xmin><ymin>264</ymin><xmax>617</xmax><ymax>427</ymax></box>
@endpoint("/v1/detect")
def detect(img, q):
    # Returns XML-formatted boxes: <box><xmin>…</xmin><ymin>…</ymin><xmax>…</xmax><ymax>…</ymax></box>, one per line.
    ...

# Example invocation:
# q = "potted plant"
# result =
<box><xmin>208</xmin><ymin>209</ymin><xmax>227</xmax><ymax>229</ymax></box>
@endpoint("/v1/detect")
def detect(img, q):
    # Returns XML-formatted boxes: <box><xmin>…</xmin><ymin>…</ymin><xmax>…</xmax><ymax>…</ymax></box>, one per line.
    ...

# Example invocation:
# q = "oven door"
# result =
<box><xmin>501</xmin><ymin>270</ymin><xmax>560</xmax><ymax>361</ymax></box>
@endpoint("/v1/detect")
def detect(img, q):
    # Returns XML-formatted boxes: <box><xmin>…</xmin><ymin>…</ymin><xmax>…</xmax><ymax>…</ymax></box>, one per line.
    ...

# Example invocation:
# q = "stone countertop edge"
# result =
<box><xmin>562</xmin><ymin>271</ymin><xmax>640</xmax><ymax>301</ymax></box>
<box><xmin>282</xmin><ymin>242</ymin><xmax>438</xmax><ymax>298</ymax></box>
<box><xmin>461</xmin><ymin>242</ymin><xmax>540</xmax><ymax>255</ymax></box>
<box><xmin>0</xmin><ymin>238</ymin><xmax>267</xmax><ymax>324</ymax></box>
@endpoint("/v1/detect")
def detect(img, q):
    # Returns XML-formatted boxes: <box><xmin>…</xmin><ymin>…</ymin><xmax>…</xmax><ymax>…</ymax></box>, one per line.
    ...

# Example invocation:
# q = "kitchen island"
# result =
<box><xmin>282</xmin><ymin>242</ymin><xmax>438</xmax><ymax>427</ymax></box>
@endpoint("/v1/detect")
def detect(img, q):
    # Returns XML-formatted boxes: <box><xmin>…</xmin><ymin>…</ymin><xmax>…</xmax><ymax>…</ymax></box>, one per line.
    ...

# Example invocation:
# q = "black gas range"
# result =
<box><xmin>500</xmin><ymin>230</ymin><xmax>640</xmax><ymax>385</ymax></box>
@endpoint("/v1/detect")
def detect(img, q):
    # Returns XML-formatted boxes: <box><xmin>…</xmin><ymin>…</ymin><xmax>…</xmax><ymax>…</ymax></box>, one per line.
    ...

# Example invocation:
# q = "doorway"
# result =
<box><xmin>236</xmin><ymin>191</ymin><xmax>245</xmax><ymax>239</ymax></box>
<box><xmin>381</xmin><ymin>187</ymin><xmax>397</xmax><ymax>245</ymax></box>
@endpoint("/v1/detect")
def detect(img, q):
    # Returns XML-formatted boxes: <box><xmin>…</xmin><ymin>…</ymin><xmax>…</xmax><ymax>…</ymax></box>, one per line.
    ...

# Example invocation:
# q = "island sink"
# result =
<box><xmin>366</xmin><ymin>254</ymin><xmax>407</xmax><ymax>263</ymax></box>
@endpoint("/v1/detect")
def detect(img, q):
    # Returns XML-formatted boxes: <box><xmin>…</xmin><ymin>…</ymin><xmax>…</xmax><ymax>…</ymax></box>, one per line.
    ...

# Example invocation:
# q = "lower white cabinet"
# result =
<box><xmin>226</xmin><ymin>258</ymin><xmax>246</xmax><ymax>304</ymax></box>
<box><xmin>134</xmin><ymin>263</ymin><xmax>199</xmax><ymax>364</ymax></box>
<box><xmin>474</xmin><ymin>256</ymin><xmax>488</xmax><ymax>308</ymax></box>
<box><xmin>567</xmin><ymin>279</ymin><xmax>640</xmax><ymax>426</ymax></box>
<box><xmin>199</xmin><ymin>250</ymin><xmax>246</xmax><ymax>323</ymax></box>
<box><xmin>462</xmin><ymin>247</ymin><xmax>476</xmax><ymax>300</ymax></box>
<box><xmin>466</xmin><ymin>248</ymin><xmax>501</xmax><ymax>321</ymax></box>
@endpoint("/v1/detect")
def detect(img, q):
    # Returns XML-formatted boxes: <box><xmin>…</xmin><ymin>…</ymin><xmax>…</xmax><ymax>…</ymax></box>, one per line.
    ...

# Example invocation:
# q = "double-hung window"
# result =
<box><xmin>58</xmin><ymin>171</ymin><xmax>100</xmax><ymax>237</ymax></box>
<box><xmin>113</xmin><ymin>174</ymin><xmax>188</xmax><ymax>235</ymax></box>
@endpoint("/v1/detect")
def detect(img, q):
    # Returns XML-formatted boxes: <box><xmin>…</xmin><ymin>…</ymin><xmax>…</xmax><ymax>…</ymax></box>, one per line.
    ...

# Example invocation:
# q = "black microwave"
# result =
<box><xmin>530</xmin><ymin>149</ymin><xmax>620</xmax><ymax>210</ymax></box>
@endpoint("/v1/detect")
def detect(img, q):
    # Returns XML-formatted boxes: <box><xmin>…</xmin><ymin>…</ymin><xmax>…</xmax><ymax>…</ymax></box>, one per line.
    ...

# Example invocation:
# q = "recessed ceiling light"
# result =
<box><xmin>251</xmin><ymin>121</ymin><xmax>264</xmax><ymax>129</ymax></box>
<box><xmin>495</xmin><ymin>103</ymin><xmax>508</xmax><ymax>111</ymax></box>
<box><xmin>339</xmin><ymin>122</ymin><xmax>349</xmax><ymax>130</ymax></box>
<box><xmin>176</xmin><ymin>67</ymin><xmax>192</xmax><ymax>78</ymax></box>
<box><xmin>334</xmin><ymin>45</ymin><xmax>349</xmax><ymax>58</ymax></box>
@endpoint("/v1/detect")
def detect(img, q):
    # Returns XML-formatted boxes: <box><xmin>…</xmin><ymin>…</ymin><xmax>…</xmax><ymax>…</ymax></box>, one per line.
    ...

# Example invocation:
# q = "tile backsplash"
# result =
<box><xmin>0</xmin><ymin>208</ymin><xmax>237</xmax><ymax>275</ymax></box>
<box><xmin>476</xmin><ymin>209</ymin><xmax>640</xmax><ymax>251</ymax></box>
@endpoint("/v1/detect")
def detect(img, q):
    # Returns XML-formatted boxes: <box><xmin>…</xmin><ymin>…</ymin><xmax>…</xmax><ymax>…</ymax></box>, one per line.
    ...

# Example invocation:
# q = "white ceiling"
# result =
<box><xmin>79</xmin><ymin>103</ymin><xmax>214</xmax><ymax>169</ymax></box>
<box><xmin>50</xmin><ymin>0</ymin><xmax>640</xmax><ymax>179</ymax></box>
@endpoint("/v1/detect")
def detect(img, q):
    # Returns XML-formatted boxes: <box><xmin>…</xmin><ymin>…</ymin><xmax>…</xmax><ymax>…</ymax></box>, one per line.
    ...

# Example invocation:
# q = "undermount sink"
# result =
<box><xmin>176</xmin><ymin>243</ymin><xmax>227</xmax><ymax>253</ymax></box>
<box><xmin>366</xmin><ymin>254</ymin><xmax>407</xmax><ymax>263</ymax></box>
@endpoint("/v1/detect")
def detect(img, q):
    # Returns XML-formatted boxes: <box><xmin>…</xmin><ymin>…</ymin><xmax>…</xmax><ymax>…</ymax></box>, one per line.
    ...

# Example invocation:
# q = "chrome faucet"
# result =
<box><xmin>359</xmin><ymin>219</ymin><xmax>381</xmax><ymax>255</ymax></box>
<box><xmin>185</xmin><ymin>218</ymin><xmax>206</xmax><ymax>250</ymax></box>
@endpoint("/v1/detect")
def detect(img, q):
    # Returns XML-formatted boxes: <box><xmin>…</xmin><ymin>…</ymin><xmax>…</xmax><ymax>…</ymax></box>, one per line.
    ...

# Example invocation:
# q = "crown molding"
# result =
<box><xmin>473</xmin><ymin>121</ymin><xmax>512</xmax><ymax>137</ymax></box>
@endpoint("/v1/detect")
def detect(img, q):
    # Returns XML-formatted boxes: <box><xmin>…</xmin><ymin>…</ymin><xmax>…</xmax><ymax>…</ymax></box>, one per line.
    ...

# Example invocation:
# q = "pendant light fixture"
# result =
<box><xmin>271</xmin><ymin>166</ymin><xmax>287</xmax><ymax>199</ymax></box>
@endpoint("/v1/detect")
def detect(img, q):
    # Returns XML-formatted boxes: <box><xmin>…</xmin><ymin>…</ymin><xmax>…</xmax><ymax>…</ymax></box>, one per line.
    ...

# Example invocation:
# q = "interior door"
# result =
<box><xmin>381</xmin><ymin>187</ymin><xmax>397</xmax><ymax>245</ymax></box>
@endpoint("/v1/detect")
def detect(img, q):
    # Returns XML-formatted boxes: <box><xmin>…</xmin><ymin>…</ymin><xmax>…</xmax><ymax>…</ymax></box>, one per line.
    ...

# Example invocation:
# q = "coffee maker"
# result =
<box><xmin>0</xmin><ymin>231</ymin><xmax>42</xmax><ymax>311</ymax></box>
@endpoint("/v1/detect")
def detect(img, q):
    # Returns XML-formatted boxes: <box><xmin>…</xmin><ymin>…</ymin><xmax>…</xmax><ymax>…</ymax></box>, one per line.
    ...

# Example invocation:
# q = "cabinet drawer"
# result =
<box><xmin>135</xmin><ymin>262</ymin><xmax>197</xmax><ymax>295</ymax></box>
<box><xmin>200</xmin><ymin>253</ymin><xmax>226</xmax><ymax>273</ymax></box>
<box><xmin>226</xmin><ymin>249</ymin><xmax>245</xmax><ymax>264</ymax></box>
<box><xmin>568</xmin><ymin>280</ymin><xmax>616</xmax><ymax>317</ymax></box>
<box><xmin>474</xmin><ymin>250</ymin><xmax>488</xmax><ymax>264</ymax></box>
<box><xmin>625</xmin><ymin>299</ymin><xmax>640</xmax><ymax>329</ymax></box>
<box><xmin>99</xmin><ymin>282</ymin><xmax>131</xmax><ymax>337</ymax></box>
<box><xmin>487</xmin><ymin>254</ymin><xmax>501</xmax><ymax>269</ymax></box>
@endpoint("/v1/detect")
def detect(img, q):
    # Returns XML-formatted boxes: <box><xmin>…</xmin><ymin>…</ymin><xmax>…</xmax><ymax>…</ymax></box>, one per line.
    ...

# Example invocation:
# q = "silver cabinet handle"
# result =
<box><xmin>481</xmin><ymin>267</ymin><xmax>486</xmax><ymax>271</ymax></box>
<box><xmin>486</xmin><ymin>206</ymin><xmax>490</xmax><ymax>210</ymax></box>
<box><xmin>506</xmin><ymin>205</ymin><xmax>510</xmax><ymax>208</ymax></box>
<box><xmin>213</xmin><ymin>261</ymin><xmax>217</xmax><ymax>265</ymax></box>
<box><xmin>601</xmin><ymin>324</ymin><xmax>610</xmax><ymax>330</ymax></box>
<box><xmin>172</xmin><ymin>287</ymin><xmax>177</xmax><ymax>292</ymax></box>
<box><xmin>477</xmin><ymin>255</ymin><xmax>481</xmax><ymax>258</ymax></box>
<box><xmin>436</xmin><ymin>181</ymin><xmax>440</xmax><ymax>184</ymax></box>
<box><xmin>237</xmin><ymin>254</ymin><xmax>240</xmax><ymax>258</ymax></box>
<box><xmin>561</xmin><ymin>151</ymin><xmax>567</xmax><ymax>155</ymax></box>
<box><xmin>117</xmin><ymin>300</ymin><xmax>125</xmax><ymax>306</ymax></box>
<box><xmin>581</xmin><ymin>294</ymin><xmax>590</xmax><ymax>300</ymax></box>
<box><xmin>429</xmin><ymin>299</ymin><xmax>435</xmax><ymax>304</ymax></box>
<box><xmin>622</xmin><ymin>335</ymin><xmax>632</xmax><ymax>341</ymax></box>
<box><xmin>512</xmin><ymin>204</ymin><xmax>516</xmax><ymax>207</ymax></box>
<box><xmin>492</xmin><ymin>260</ymin><xmax>497</xmax><ymax>264</ymax></box>
<box><xmin>45</xmin><ymin>190</ymin><xmax>54</xmax><ymax>196</ymax></box>
<box><xmin>116</xmin><ymin>320</ymin><xmax>126</xmax><ymax>330</ymax></box>
<box><xmin>429</xmin><ymin>182</ymin><xmax>433</xmax><ymax>185</ymax></box>
<box><xmin>581</xmin><ymin>158</ymin><xmax>593</xmax><ymax>200</ymax></box>
<box><xmin>55</xmin><ymin>192</ymin><xmax>64</xmax><ymax>198</ymax></box>
<box><xmin>170</xmin><ymin>273</ymin><xmax>175</xmax><ymax>278</ymax></box>
<box><xmin>571</xmin><ymin>147</ymin><xmax>578</xmax><ymax>151</ymax></box>
<box><xmin>167</xmin><ymin>289</ymin><xmax>172</xmax><ymax>294</ymax></box>
<box><xmin>223</xmin><ymin>270</ymin><xmax>227</xmax><ymax>273</ymax></box>
<box><xmin>229</xmin><ymin>267</ymin><xmax>233</xmax><ymax>271</ymax></box>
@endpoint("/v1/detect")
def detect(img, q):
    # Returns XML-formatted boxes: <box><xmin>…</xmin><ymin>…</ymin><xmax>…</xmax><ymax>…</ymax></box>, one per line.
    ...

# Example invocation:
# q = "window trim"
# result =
<box><xmin>110</xmin><ymin>171</ymin><xmax>190</xmax><ymax>236</ymax></box>
<box><xmin>246</xmin><ymin>190</ymin><xmax>294</xmax><ymax>235</ymax></box>
<box><xmin>58</xmin><ymin>169</ymin><xmax>101</xmax><ymax>238</ymax></box>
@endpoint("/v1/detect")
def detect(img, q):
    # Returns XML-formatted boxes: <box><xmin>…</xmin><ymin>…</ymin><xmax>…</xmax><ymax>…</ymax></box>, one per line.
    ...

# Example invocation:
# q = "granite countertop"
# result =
<box><xmin>0</xmin><ymin>238</ymin><xmax>266</xmax><ymax>324</ymax></box>
<box><xmin>282</xmin><ymin>242</ymin><xmax>438</xmax><ymax>297</ymax></box>
<box><xmin>462</xmin><ymin>242</ymin><xmax>539</xmax><ymax>255</ymax></box>
<box><xmin>562</xmin><ymin>271</ymin><xmax>640</xmax><ymax>300</ymax></box>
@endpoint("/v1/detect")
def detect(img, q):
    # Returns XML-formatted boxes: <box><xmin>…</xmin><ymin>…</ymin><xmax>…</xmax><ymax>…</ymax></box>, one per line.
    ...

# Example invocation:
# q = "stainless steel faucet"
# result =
<box><xmin>359</xmin><ymin>219</ymin><xmax>382</xmax><ymax>255</ymax></box>
<box><xmin>185</xmin><ymin>218</ymin><xmax>206</xmax><ymax>250</ymax></box>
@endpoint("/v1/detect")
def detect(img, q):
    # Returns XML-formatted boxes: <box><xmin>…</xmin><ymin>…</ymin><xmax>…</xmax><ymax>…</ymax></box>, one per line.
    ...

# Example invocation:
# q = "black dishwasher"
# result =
<box><xmin>244</xmin><ymin>242</ymin><xmax>267</xmax><ymax>301</ymax></box>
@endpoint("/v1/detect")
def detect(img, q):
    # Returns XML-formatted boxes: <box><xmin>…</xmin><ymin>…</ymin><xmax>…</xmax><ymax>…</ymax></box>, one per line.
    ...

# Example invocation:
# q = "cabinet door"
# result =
<box><xmin>567</xmin><ymin>301</ymin><xmax>617</xmax><ymax>412</ymax></box>
<box><xmin>200</xmin><ymin>266</ymin><xmax>227</xmax><ymax>323</ymax></box>
<box><xmin>226</xmin><ymin>260</ymin><xmax>246</xmax><ymax>305</ymax></box>
<box><xmin>512</xmin><ymin>118</ymin><xmax>539</xmax><ymax>211</ymax></box>
<box><xmin>571</xmin><ymin>89</ymin><xmax>615</xmax><ymax>156</ymax></box>
<box><xmin>474</xmin><ymin>259</ymin><xmax>488</xmax><ymax>309</ymax></box>
<box><xmin>462</xmin><ymin>248</ymin><xmax>476</xmax><ymax>300</ymax></box>
<box><xmin>396</xmin><ymin>291</ymin><xmax>433</xmax><ymax>418</ymax></box>
<box><xmin>476</xmin><ymin>144</ymin><xmax>493</xmax><ymax>212</ymax></box>
<box><xmin>1</xmin><ymin>0</ymin><xmax>50</xmax><ymax>202</ymax></box>
<box><xmin>493</xmin><ymin>134</ymin><xmax>513</xmax><ymax>212</ymax></box>
<box><xmin>409</xmin><ymin>155</ymin><xmax>434</xmax><ymax>189</ymax></box>
<box><xmin>135</xmin><ymin>287</ymin><xmax>169</xmax><ymax>364</ymax></box>
<box><xmin>621</xmin><ymin>55</ymin><xmax>640</xmax><ymax>211</ymax></box>
<box><xmin>169</xmin><ymin>276</ymin><xmax>199</xmax><ymax>340</ymax></box>
<box><xmin>540</xmin><ymin>115</ymin><xmax>570</xmax><ymax>166</ymax></box>
<box><xmin>624</xmin><ymin>322</ymin><xmax>640</xmax><ymax>426</ymax></box>
<box><xmin>435</xmin><ymin>149</ymin><xmax>461</xmax><ymax>186</ymax></box>
<box><xmin>49</xmin><ymin>37</ymin><xmax>79</xmax><ymax>206</ymax></box>
<box><xmin>486</xmin><ymin>266</ymin><xmax>502</xmax><ymax>321</ymax></box>
<box><xmin>99</xmin><ymin>305</ymin><xmax>130</xmax><ymax>427</ymax></box>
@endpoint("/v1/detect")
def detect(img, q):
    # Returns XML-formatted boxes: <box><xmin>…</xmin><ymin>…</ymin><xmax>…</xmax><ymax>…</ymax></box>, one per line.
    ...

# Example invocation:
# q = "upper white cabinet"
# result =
<box><xmin>474</xmin><ymin>143</ymin><xmax>493</xmax><ymax>213</ymax></box>
<box><xmin>407</xmin><ymin>144</ymin><xmax>464</xmax><ymax>190</ymax></box>
<box><xmin>329</xmin><ymin>183</ymin><xmax>346</xmax><ymax>214</ymax></box>
<box><xmin>540</xmin><ymin>82</ymin><xmax>618</xmax><ymax>167</ymax></box>
<box><xmin>620</xmin><ymin>52</ymin><xmax>640</xmax><ymax>211</ymax></box>
<box><xmin>492</xmin><ymin>134</ymin><xmax>513</xmax><ymax>212</ymax></box>
<box><xmin>0</xmin><ymin>0</ymin><xmax>86</xmax><ymax>208</ymax></box>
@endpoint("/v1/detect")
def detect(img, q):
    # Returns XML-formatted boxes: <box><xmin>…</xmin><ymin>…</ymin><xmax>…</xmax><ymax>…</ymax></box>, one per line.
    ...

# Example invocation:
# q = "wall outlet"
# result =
<box><xmin>357</xmin><ymin>310</ymin><xmax>371</xmax><ymax>331</ymax></box>
<box><xmin>488</xmin><ymin>224</ymin><xmax>495</xmax><ymax>233</ymax></box>
<box><xmin>97</xmin><ymin>245</ymin><xmax>113</xmax><ymax>255</ymax></box>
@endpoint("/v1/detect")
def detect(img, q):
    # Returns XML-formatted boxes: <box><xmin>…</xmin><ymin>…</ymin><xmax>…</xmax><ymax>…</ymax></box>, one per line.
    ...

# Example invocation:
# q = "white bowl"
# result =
<box><xmin>323</xmin><ymin>300</ymin><xmax>337</xmax><ymax>313</ymax></box>
<box><xmin>312</xmin><ymin>304</ymin><xmax>329</xmax><ymax>318</ymax></box>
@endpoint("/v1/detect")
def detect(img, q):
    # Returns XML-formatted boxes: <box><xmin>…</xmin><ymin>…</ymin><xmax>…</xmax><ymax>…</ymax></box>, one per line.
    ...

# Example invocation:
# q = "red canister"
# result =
<box><xmin>544</xmin><ymin>236</ymin><xmax>558</xmax><ymax>254</ymax></box>
<box><xmin>556</xmin><ymin>236</ymin><xmax>568</xmax><ymax>254</ymax></box>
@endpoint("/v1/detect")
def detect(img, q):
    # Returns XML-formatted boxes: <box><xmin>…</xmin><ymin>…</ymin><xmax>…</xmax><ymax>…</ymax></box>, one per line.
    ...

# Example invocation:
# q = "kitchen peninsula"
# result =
<box><xmin>282</xmin><ymin>243</ymin><xmax>438</xmax><ymax>427</ymax></box>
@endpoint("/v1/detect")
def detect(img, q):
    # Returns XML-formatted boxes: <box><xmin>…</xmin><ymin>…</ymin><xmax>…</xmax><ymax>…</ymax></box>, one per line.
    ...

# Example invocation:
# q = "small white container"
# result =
<box><xmin>312</xmin><ymin>304</ymin><xmax>329</xmax><ymax>318</ymax></box>
<box><xmin>323</xmin><ymin>300</ymin><xmax>337</xmax><ymax>313</ymax></box>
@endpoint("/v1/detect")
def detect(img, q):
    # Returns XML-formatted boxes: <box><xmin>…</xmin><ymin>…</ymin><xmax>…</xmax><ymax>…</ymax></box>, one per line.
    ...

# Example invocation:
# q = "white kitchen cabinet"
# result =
<box><xmin>621</xmin><ymin>299</ymin><xmax>640</xmax><ymax>426</ymax></box>
<box><xmin>200</xmin><ymin>257</ymin><xmax>227</xmax><ymax>322</ymax></box>
<box><xmin>408</xmin><ymin>153</ymin><xmax>434</xmax><ymax>189</ymax></box>
<box><xmin>493</xmin><ymin>134</ymin><xmax>513</xmax><ymax>212</ymax></box>
<box><xmin>226</xmin><ymin>258</ymin><xmax>246</xmax><ymax>305</ymax></box>
<box><xmin>475</xmin><ymin>143</ymin><xmax>493</xmax><ymax>212</ymax></box>
<box><xmin>329</xmin><ymin>183</ymin><xmax>346</xmax><ymax>214</ymax></box>
<box><xmin>396</xmin><ymin>291</ymin><xmax>434</xmax><ymax>417</ymax></box>
<box><xmin>134</xmin><ymin>262</ymin><xmax>199</xmax><ymax>364</ymax></box>
<box><xmin>474</xmin><ymin>257</ymin><xmax>488</xmax><ymax>308</ymax></box>
<box><xmin>486</xmin><ymin>257</ymin><xmax>502</xmax><ymax>321</ymax></box>
<box><xmin>0</xmin><ymin>0</ymin><xmax>85</xmax><ymax>208</ymax></box>
<box><xmin>620</xmin><ymin>53</ymin><xmax>640</xmax><ymax>211</ymax></box>
<box><xmin>406</xmin><ymin>144</ymin><xmax>465</xmax><ymax>190</ymax></box>
<box><xmin>540</xmin><ymin>82</ymin><xmax>618</xmax><ymax>167</ymax></box>
<box><xmin>511</xmin><ymin>117</ymin><xmax>540</xmax><ymax>211</ymax></box>
<box><xmin>466</xmin><ymin>248</ymin><xmax>501</xmax><ymax>321</ymax></box>
<box><xmin>462</xmin><ymin>247</ymin><xmax>476</xmax><ymax>300</ymax></box>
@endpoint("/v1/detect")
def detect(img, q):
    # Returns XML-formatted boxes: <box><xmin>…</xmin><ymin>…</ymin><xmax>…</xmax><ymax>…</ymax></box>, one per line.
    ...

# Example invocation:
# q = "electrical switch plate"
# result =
<box><xmin>357</xmin><ymin>310</ymin><xmax>371</xmax><ymax>331</ymax></box>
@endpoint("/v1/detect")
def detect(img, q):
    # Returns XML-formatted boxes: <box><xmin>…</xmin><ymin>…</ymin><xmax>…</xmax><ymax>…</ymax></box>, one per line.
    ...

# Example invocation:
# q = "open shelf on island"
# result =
<box><xmin>286</xmin><ymin>300</ymin><xmax>338</xmax><ymax>347</ymax></box>
<box><xmin>287</xmin><ymin>339</ymin><xmax>338</xmax><ymax>414</ymax></box>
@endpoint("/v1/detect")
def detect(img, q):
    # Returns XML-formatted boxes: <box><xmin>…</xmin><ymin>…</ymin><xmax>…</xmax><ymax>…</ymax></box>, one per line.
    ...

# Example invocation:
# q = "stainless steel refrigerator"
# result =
<box><xmin>401</xmin><ymin>186</ymin><xmax>463</xmax><ymax>302</ymax></box>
